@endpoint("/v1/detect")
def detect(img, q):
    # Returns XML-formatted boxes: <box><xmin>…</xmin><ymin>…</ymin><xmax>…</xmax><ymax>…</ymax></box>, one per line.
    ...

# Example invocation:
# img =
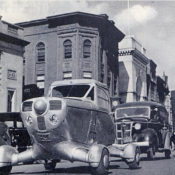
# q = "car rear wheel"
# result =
<box><xmin>91</xmin><ymin>148</ymin><xmax>109</xmax><ymax>175</ymax></box>
<box><xmin>0</xmin><ymin>166</ymin><xmax>12</xmax><ymax>175</ymax></box>
<box><xmin>44</xmin><ymin>160</ymin><xmax>57</xmax><ymax>170</ymax></box>
<box><xmin>165</xmin><ymin>150</ymin><xmax>171</xmax><ymax>159</ymax></box>
<box><xmin>147</xmin><ymin>146</ymin><xmax>155</xmax><ymax>160</ymax></box>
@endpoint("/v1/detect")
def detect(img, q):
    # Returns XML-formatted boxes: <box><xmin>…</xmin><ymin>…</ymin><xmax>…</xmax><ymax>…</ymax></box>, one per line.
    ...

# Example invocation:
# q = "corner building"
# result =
<box><xmin>17</xmin><ymin>12</ymin><xmax>124</xmax><ymax>97</ymax></box>
<box><xmin>0</xmin><ymin>17</ymin><xmax>29</xmax><ymax>112</ymax></box>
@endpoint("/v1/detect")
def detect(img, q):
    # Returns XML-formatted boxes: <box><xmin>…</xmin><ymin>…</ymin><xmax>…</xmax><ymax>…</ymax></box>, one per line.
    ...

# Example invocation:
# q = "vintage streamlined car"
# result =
<box><xmin>113</xmin><ymin>101</ymin><xmax>171</xmax><ymax>159</ymax></box>
<box><xmin>0</xmin><ymin>79</ymin><xmax>140</xmax><ymax>174</ymax></box>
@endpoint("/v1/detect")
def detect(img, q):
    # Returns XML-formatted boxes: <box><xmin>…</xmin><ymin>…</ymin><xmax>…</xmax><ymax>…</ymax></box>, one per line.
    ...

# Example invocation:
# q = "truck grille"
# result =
<box><xmin>116</xmin><ymin>122</ymin><xmax>133</xmax><ymax>144</ymax></box>
<box><xmin>49</xmin><ymin>100</ymin><xmax>62</xmax><ymax>110</ymax></box>
<box><xmin>22</xmin><ymin>101</ymin><xmax>33</xmax><ymax>112</ymax></box>
<box><xmin>37</xmin><ymin>116</ymin><xmax>46</xmax><ymax>130</ymax></box>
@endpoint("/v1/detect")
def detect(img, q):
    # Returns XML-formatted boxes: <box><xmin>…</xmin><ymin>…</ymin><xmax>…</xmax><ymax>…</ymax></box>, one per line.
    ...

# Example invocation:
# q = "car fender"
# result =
<box><xmin>133</xmin><ymin>128</ymin><xmax>158</xmax><ymax>147</ymax></box>
<box><xmin>88</xmin><ymin>144</ymin><xmax>108</xmax><ymax>167</ymax></box>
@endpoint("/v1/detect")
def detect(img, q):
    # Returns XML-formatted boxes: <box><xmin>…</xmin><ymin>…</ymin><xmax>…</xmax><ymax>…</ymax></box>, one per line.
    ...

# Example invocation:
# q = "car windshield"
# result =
<box><xmin>52</xmin><ymin>85</ymin><xmax>90</xmax><ymax>98</ymax></box>
<box><xmin>116</xmin><ymin>107</ymin><xmax>149</xmax><ymax>118</ymax></box>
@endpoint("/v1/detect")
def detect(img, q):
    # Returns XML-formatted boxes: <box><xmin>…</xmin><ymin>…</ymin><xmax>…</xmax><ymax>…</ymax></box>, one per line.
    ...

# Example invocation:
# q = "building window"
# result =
<box><xmin>83</xmin><ymin>72</ymin><xmax>92</xmax><ymax>79</ymax></box>
<box><xmin>8</xmin><ymin>25</ymin><xmax>18</xmax><ymax>35</ymax></box>
<box><xmin>36</xmin><ymin>74</ymin><xmax>45</xmax><ymax>89</ymax></box>
<box><xmin>7</xmin><ymin>89</ymin><xmax>15</xmax><ymax>112</ymax></box>
<box><xmin>63</xmin><ymin>72</ymin><xmax>72</xmax><ymax>79</ymax></box>
<box><xmin>83</xmin><ymin>39</ymin><xmax>91</xmax><ymax>58</ymax></box>
<box><xmin>36</xmin><ymin>42</ymin><xmax>45</xmax><ymax>62</ymax></box>
<box><xmin>7</xmin><ymin>70</ymin><xmax>17</xmax><ymax>80</ymax></box>
<box><xmin>64</xmin><ymin>40</ymin><xmax>72</xmax><ymax>59</ymax></box>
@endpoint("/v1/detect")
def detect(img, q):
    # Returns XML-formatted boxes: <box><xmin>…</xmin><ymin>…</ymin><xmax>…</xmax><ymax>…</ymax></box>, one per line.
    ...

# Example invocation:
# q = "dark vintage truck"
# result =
<box><xmin>113</xmin><ymin>101</ymin><xmax>171</xmax><ymax>159</ymax></box>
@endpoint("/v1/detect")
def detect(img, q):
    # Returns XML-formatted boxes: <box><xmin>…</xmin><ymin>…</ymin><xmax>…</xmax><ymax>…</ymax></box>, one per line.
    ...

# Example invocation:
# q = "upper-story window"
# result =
<box><xmin>36</xmin><ymin>42</ymin><xmax>45</xmax><ymax>62</ymax></box>
<box><xmin>83</xmin><ymin>39</ymin><xmax>91</xmax><ymax>58</ymax></box>
<box><xmin>64</xmin><ymin>40</ymin><xmax>72</xmax><ymax>59</ymax></box>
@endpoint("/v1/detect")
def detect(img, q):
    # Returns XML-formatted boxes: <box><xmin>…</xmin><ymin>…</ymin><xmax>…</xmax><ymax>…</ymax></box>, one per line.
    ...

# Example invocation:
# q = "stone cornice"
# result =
<box><xmin>0</xmin><ymin>32</ymin><xmax>29</xmax><ymax>46</ymax></box>
<box><xmin>119</xmin><ymin>48</ymin><xmax>148</xmax><ymax>65</ymax></box>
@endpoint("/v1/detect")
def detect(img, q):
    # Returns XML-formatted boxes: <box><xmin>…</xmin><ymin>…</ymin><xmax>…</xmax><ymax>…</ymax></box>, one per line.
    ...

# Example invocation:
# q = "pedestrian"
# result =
<box><xmin>170</xmin><ymin>132</ymin><xmax>175</xmax><ymax>150</ymax></box>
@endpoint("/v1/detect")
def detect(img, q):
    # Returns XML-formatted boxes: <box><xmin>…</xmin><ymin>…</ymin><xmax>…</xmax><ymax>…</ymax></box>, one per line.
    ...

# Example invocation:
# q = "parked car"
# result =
<box><xmin>113</xmin><ymin>101</ymin><xmax>171</xmax><ymax>159</ymax></box>
<box><xmin>0</xmin><ymin>122</ymin><xmax>10</xmax><ymax>146</ymax></box>
<box><xmin>0</xmin><ymin>112</ymin><xmax>31</xmax><ymax>152</ymax></box>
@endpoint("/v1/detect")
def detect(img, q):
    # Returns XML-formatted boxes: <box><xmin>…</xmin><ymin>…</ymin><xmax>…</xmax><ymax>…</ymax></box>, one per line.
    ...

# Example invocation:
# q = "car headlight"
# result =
<box><xmin>134</xmin><ymin>123</ymin><xmax>141</xmax><ymax>130</ymax></box>
<box><xmin>34</xmin><ymin>99</ymin><xmax>47</xmax><ymax>115</ymax></box>
<box><xmin>49</xmin><ymin>114</ymin><xmax>58</xmax><ymax>125</ymax></box>
<box><xmin>26</xmin><ymin>115</ymin><xmax>33</xmax><ymax>125</ymax></box>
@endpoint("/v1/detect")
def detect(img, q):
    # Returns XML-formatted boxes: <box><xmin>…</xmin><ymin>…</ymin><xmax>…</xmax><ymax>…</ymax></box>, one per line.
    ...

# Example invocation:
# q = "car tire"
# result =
<box><xmin>91</xmin><ymin>148</ymin><xmax>109</xmax><ymax>175</ymax></box>
<box><xmin>147</xmin><ymin>146</ymin><xmax>155</xmax><ymax>160</ymax></box>
<box><xmin>44</xmin><ymin>160</ymin><xmax>57</xmax><ymax>170</ymax></box>
<box><xmin>0</xmin><ymin>166</ymin><xmax>12</xmax><ymax>175</ymax></box>
<box><xmin>127</xmin><ymin>147</ymin><xmax>140</xmax><ymax>169</ymax></box>
<box><xmin>165</xmin><ymin>150</ymin><xmax>171</xmax><ymax>159</ymax></box>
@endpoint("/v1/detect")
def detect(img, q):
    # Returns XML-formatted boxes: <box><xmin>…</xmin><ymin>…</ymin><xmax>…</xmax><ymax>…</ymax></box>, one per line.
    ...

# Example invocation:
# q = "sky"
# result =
<box><xmin>0</xmin><ymin>0</ymin><xmax>175</xmax><ymax>90</ymax></box>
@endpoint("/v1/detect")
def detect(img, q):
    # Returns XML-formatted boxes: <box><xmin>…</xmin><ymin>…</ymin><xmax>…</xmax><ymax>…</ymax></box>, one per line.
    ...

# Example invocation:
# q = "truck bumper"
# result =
<box><xmin>112</xmin><ymin>141</ymin><xmax>149</xmax><ymax>150</ymax></box>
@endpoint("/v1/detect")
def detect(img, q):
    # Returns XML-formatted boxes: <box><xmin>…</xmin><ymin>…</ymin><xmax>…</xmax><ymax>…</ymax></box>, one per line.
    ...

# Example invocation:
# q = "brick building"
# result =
<box><xmin>0</xmin><ymin>17</ymin><xmax>29</xmax><ymax>112</ymax></box>
<box><xmin>17</xmin><ymin>12</ymin><xmax>124</xmax><ymax>97</ymax></box>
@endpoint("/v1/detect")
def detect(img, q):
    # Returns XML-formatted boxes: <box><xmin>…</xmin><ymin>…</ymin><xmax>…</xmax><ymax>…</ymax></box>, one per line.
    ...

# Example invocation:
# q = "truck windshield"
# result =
<box><xmin>116</xmin><ymin>107</ymin><xmax>149</xmax><ymax>118</ymax></box>
<box><xmin>52</xmin><ymin>85</ymin><xmax>90</xmax><ymax>98</ymax></box>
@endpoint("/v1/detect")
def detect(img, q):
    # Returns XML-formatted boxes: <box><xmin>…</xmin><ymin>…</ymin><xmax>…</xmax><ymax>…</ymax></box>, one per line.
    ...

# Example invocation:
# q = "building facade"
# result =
<box><xmin>17</xmin><ymin>12</ymin><xmax>124</xmax><ymax>97</ymax></box>
<box><xmin>171</xmin><ymin>91</ymin><xmax>175</xmax><ymax>131</ymax></box>
<box><xmin>118</xmin><ymin>36</ymin><xmax>148</xmax><ymax>103</ymax></box>
<box><xmin>0</xmin><ymin>17</ymin><xmax>29</xmax><ymax>112</ymax></box>
<box><xmin>147</xmin><ymin>59</ymin><xmax>157</xmax><ymax>101</ymax></box>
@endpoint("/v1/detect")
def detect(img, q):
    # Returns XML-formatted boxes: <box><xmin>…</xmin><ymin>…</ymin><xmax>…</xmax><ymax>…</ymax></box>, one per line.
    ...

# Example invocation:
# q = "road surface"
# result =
<box><xmin>10</xmin><ymin>152</ymin><xmax>175</xmax><ymax>175</ymax></box>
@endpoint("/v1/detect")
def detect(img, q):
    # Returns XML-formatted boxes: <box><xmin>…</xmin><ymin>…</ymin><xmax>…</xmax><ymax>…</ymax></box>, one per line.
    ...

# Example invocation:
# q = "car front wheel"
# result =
<box><xmin>127</xmin><ymin>147</ymin><xmax>140</xmax><ymax>169</ymax></box>
<box><xmin>165</xmin><ymin>150</ymin><xmax>171</xmax><ymax>159</ymax></box>
<box><xmin>0</xmin><ymin>165</ymin><xmax>12</xmax><ymax>175</ymax></box>
<box><xmin>91</xmin><ymin>148</ymin><xmax>109</xmax><ymax>175</ymax></box>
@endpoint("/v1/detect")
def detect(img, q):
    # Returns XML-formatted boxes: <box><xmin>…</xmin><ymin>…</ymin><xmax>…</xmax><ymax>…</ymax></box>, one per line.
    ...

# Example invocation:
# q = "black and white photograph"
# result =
<box><xmin>0</xmin><ymin>0</ymin><xmax>175</xmax><ymax>174</ymax></box>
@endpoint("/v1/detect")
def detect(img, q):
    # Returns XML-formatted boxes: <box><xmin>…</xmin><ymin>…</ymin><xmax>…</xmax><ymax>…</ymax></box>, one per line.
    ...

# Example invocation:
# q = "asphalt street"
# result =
<box><xmin>10</xmin><ymin>151</ymin><xmax>175</xmax><ymax>175</ymax></box>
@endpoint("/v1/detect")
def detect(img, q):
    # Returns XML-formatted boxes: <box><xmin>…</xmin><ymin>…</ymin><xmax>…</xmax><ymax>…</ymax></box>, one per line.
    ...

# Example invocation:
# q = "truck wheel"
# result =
<box><xmin>44</xmin><ymin>160</ymin><xmax>56</xmax><ymax>170</ymax></box>
<box><xmin>0</xmin><ymin>166</ymin><xmax>12</xmax><ymax>174</ymax></box>
<box><xmin>91</xmin><ymin>148</ymin><xmax>109</xmax><ymax>175</ymax></box>
<box><xmin>127</xmin><ymin>147</ymin><xmax>140</xmax><ymax>169</ymax></box>
<box><xmin>165</xmin><ymin>150</ymin><xmax>171</xmax><ymax>159</ymax></box>
<box><xmin>147</xmin><ymin>146</ymin><xmax>155</xmax><ymax>160</ymax></box>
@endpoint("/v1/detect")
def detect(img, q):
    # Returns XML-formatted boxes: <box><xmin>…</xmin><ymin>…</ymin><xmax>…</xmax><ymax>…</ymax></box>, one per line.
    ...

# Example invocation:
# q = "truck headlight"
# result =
<box><xmin>134</xmin><ymin>123</ymin><xmax>141</xmax><ymax>130</ymax></box>
<box><xmin>49</xmin><ymin>114</ymin><xmax>58</xmax><ymax>125</ymax></box>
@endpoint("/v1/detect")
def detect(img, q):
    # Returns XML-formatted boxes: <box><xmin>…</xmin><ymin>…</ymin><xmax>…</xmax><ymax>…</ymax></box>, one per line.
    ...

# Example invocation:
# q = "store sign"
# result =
<box><xmin>7</xmin><ymin>70</ymin><xmax>17</xmax><ymax>80</ymax></box>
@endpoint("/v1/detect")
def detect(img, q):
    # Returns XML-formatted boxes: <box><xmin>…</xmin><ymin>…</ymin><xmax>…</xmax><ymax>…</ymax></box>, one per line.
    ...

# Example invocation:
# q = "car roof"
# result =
<box><xmin>116</xmin><ymin>101</ymin><xmax>164</xmax><ymax>108</ymax></box>
<box><xmin>51</xmin><ymin>79</ymin><xmax>108</xmax><ymax>90</ymax></box>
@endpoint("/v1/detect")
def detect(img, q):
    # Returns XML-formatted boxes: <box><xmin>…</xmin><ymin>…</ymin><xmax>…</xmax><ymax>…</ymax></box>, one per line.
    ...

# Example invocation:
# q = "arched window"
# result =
<box><xmin>63</xmin><ymin>40</ymin><xmax>72</xmax><ymax>59</ymax></box>
<box><xmin>83</xmin><ymin>39</ymin><xmax>91</xmax><ymax>58</ymax></box>
<box><xmin>36</xmin><ymin>42</ymin><xmax>45</xmax><ymax>62</ymax></box>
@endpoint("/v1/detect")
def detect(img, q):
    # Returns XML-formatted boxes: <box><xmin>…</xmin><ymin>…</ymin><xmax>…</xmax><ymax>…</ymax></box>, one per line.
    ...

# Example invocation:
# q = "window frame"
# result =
<box><xmin>63</xmin><ymin>39</ymin><xmax>72</xmax><ymax>59</ymax></box>
<box><xmin>36</xmin><ymin>42</ymin><xmax>45</xmax><ymax>63</ymax></box>
<box><xmin>83</xmin><ymin>39</ymin><xmax>91</xmax><ymax>59</ymax></box>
